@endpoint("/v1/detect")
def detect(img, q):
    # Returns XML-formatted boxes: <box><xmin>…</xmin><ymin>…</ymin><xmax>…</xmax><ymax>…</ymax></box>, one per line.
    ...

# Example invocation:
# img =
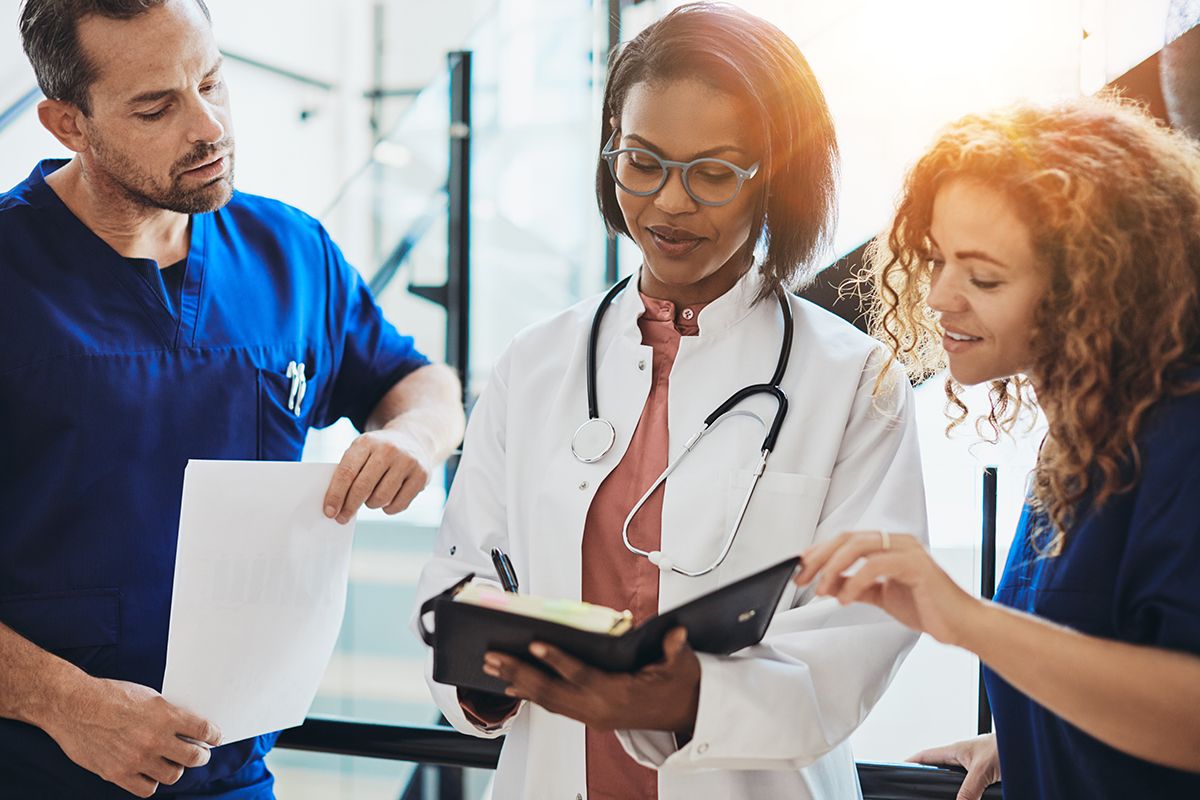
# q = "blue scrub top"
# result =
<box><xmin>984</xmin><ymin>384</ymin><xmax>1200</xmax><ymax>799</ymax></box>
<box><xmin>0</xmin><ymin>160</ymin><xmax>430</xmax><ymax>798</ymax></box>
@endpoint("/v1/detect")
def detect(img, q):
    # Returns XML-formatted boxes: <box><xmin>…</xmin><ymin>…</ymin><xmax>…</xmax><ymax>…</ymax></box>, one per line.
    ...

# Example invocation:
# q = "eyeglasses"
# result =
<box><xmin>600</xmin><ymin>130</ymin><xmax>761</xmax><ymax>207</ymax></box>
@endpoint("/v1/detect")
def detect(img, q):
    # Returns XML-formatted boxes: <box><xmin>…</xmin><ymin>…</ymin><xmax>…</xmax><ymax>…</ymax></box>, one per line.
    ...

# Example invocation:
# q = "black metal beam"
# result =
<box><xmin>858</xmin><ymin>761</ymin><xmax>1003</xmax><ymax>799</ymax></box>
<box><xmin>276</xmin><ymin>718</ymin><xmax>501</xmax><ymax>770</ymax></box>
<box><xmin>446</xmin><ymin>50</ymin><xmax>472</xmax><ymax>402</ymax></box>
<box><xmin>978</xmin><ymin>466</ymin><xmax>999</xmax><ymax>736</ymax></box>
<box><xmin>980</xmin><ymin>467</ymin><xmax>998</xmax><ymax>603</ymax></box>
<box><xmin>404</xmin><ymin>50</ymin><xmax>471</xmax><ymax>403</ymax></box>
<box><xmin>275</xmin><ymin>717</ymin><xmax>1001</xmax><ymax>799</ymax></box>
<box><xmin>603</xmin><ymin>0</ymin><xmax>622</xmax><ymax>285</ymax></box>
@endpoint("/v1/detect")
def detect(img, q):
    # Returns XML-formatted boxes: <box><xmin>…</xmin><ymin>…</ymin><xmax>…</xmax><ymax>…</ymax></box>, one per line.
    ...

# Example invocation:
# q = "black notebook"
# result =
<box><xmin>417</xmin><ymin>556</ymin><xmax>801</xmax><ymax>695</ymax></box>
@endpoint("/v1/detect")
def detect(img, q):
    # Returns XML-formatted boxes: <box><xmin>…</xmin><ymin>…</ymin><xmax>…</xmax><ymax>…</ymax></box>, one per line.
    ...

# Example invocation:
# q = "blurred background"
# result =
<box><xmin>2</xmin><ymin>0</ymin><xmax>1195</xmax><ymax>796</ymax></box>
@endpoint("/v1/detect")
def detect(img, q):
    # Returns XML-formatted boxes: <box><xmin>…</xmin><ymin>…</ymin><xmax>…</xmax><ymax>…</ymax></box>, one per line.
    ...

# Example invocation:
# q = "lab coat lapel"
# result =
<box><xmin>529</xmin><ymin>279</ymin><xmax>651</xmax><ymax>601</ymax></box>
<box><xmin>656</xmin><ymin>272</ymin><xmax>772</xmax><ymax>603</ymax></box>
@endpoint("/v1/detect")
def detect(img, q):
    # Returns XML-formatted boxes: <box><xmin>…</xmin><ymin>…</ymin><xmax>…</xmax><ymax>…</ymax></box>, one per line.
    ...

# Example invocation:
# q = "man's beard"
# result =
<box><xmin>90</xmin><ymin>135</ymin><xmax>236</xmax><ymax>214</ymax></box>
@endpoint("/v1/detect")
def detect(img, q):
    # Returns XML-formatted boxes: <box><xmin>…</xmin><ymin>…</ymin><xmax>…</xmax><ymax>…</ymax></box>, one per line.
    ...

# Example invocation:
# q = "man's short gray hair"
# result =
<box><xmin>18</xmin><ymin>0</ymin><xmax>212</xmax><ymax>115</ymax></box>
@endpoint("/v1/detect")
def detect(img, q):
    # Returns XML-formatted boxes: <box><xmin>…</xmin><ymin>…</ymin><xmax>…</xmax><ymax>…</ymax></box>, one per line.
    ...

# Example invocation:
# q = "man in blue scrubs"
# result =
<box><xmin>0</xmin><ymin>1</ymin><xmax>466</xmax><ymax>797</ymax></box>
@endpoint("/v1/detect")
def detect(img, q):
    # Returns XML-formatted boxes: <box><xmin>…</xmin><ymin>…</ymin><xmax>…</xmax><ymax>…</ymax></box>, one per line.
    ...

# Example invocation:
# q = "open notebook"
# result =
<box><xmin>418</xmin><ymin>556</ymin><xmax>800</xmax><ymax>695</ymax></box>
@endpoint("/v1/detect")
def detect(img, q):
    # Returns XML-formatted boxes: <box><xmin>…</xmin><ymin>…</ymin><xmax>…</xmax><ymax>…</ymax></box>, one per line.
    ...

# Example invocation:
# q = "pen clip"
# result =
<box><xmin>491</xmin><ymin>548</ymin><xmax>520</xmax><ymax>593</ymax></box>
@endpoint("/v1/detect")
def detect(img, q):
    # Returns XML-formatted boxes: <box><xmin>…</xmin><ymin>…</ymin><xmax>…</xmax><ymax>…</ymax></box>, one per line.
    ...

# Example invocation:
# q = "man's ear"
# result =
<box><xmin>37</xmin><ymin>98</ymin><xmax>90</xmax><ymax>154</ymax></box>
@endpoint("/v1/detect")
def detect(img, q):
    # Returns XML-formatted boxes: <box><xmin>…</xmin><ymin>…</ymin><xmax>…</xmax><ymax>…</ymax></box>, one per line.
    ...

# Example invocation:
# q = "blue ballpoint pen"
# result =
<box><xmin>490</xmin><ymin>547</ymin><xmax>520</xmax><ymax>593</ymax></box>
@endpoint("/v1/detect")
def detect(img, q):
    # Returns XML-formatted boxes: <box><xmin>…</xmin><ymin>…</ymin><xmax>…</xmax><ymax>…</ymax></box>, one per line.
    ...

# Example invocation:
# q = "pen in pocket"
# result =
<box><xmin>490</xmin><ymin>548</ymin><xmax>519</xmax><ymax>593</ymax></box>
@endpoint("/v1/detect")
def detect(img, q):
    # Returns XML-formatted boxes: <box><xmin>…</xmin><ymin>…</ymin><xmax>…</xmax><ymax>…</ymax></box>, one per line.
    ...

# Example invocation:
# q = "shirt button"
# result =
<box><xmin>637</xmin><ymin>359</ymin><xmax>646</xmax><ymax>370</ymax></box>
<box><xmin>682</xmin><ymin>308</ymin><xmax>694</xmax><ymax>320</ymax></box>
<box><xmin>576</xmin><ymin>794</ymin><xmax>583</xmax><ymax>800</ymax></box>
<box><xmin>449</xmin><ymin>545</ymin><xmax>457</xmax><ymax>555</ymax></box>
<box><xmin>697</xmin><ymin>742</ymin><xmax>709</xmax><ymax>754</ymax></box>
<box><xmin>578</xmin><ymin>481</ymin><xmax>589</xmax><ymax>491</ymax></box>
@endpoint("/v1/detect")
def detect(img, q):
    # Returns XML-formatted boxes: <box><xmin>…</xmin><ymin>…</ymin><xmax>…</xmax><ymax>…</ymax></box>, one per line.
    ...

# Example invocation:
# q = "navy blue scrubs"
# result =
<box><xmin>985</xmin><ymin>386</ymin><xmax>1200</xmax><ymax>798</ymax></box>
<box><xmin>0</xmin><ymin>160</ymin><xmax>430</xmax><ymax>798</ymax></box>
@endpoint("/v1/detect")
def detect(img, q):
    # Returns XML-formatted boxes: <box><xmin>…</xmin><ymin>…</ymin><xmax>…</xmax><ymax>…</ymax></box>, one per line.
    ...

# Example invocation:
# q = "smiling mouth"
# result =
<box><xmin>647</xmin><ymin>224</ymin><xmax>706</xmax><ymax>254</ymax></box>
<box><xmin>648</xmin><ymin>225</ymin><xmax>701</xmax><ymax>242</ymax></box>
<box><xmin>648</xmin><ymin>230</ymin><xmax>704</xmax><ymax>259</ymax></box>
<box><xmin>945</xmin><ymin>331</ymin><xmax>982</xmax><ymax>342</ymax></box>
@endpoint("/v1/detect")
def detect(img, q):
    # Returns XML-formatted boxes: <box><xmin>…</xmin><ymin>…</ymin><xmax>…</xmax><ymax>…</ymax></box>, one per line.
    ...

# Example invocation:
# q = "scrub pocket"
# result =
<box><xmin>256</xmin><ymin>366</ymin><xmax>317</xmax><ymax>461</ymax></box>
<box><xmin>0</xmin><ymin>589</ymin><xmax>120</xmax><ymax>676</ymax></box>
<box><xmin>717</xmin><ymin>469</ymin><xmax>830</xmax><ymax>584</ymax></box>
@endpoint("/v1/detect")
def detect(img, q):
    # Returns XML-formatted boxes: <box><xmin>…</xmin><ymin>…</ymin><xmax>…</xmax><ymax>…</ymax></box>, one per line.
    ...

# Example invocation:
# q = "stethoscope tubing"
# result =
<box><xmin>579</xmin><ymin>275</ymin><xmax>795</xmax><ymax>577</ymax></box>
<box><xmin>585</xmin><ymin>275</ymin><xmax>634</xmax><ymax>421</ymax></box>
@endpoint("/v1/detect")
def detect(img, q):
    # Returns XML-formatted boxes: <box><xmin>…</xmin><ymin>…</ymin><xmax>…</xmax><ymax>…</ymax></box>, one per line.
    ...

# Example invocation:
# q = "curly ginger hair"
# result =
<box><xmin>863</xmin><ymin>95</ymin><xmax>1200</xmax><ymax>553</ymax></box>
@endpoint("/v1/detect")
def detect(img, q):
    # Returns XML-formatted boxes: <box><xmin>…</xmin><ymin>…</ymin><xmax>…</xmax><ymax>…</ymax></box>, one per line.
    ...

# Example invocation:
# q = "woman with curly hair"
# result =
<box><xmin>796</xmin><ymin>95</ymin><xmax>1200</xmax><ymax>800</ymax></box>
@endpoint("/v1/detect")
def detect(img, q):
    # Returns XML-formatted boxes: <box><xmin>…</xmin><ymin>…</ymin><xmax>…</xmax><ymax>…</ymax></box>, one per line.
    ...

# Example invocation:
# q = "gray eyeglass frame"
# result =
<box><xmin>600</xmin><ymin>129</ymin><xmax>761</xmax><ymax>207</ymax></box>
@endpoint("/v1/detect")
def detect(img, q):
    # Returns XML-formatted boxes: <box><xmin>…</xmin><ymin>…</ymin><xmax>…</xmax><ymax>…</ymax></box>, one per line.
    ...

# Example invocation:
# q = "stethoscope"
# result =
<box><xmin>570</xmin><ymin>275</ymin><xmax>793</xmax><ymax>577</ymax></box>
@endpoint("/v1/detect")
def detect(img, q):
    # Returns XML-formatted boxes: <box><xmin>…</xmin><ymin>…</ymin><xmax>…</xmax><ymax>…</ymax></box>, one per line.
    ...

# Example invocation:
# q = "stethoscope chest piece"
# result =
<box><xmin>571</xmin><ymin>417</ymin><xmax>616</xmax><ymax>463</ymax></box>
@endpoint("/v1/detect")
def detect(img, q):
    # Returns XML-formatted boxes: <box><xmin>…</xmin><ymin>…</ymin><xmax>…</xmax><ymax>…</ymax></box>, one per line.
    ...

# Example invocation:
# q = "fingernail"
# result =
<box><xmin>483</xmin><ymin>663</ymin><xmax>500</xmax><ymax>677</ymax></box>
<box><xmin>484</xmin><ymin>654</ymin><xmax>501</xmax><ymax>669</ymax></box>
<box><xmin>529</xmin><ymin>643</ymin><xmax>547</xmax><ymax>658</ymax></box>
<box><xmin>504</xmin><ymin>687</ymin><xmax>518</xmax><ymax>697</ymax></box>
<box><xmin>324</xmin><ymin>505</ymin><xmax>336</xmax><ymax>517</ymax></box>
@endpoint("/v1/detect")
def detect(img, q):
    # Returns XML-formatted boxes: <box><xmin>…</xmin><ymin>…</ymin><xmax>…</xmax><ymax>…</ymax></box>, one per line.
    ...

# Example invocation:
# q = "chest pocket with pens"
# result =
<box><xmin>256</xmin><ymin>358</ymin><xmax>319</xmax><ymax>461</ymax></box>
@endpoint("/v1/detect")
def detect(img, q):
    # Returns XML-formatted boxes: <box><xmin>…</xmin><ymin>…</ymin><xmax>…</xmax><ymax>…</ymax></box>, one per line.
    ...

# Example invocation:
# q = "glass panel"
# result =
<box><xmin>462</xmin><ymin>0</ymin><xmax>606</xmax><ymax>393</ymax></box>
<box><xmin>278</xmin><ymin>1</ymin><xmax>603</xmax><ymax>794</ymax></box>
<box><xmin>268</xmin><ymin>750</ymin><xmax>419</xmax><ymax>800</ymax></box>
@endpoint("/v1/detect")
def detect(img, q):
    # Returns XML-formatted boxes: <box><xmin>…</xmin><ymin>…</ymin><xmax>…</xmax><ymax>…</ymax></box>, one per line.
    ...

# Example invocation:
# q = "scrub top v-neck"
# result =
<box><xmin>128</xmin><ymin>256</ymin><xmax>188</xmax><ymax>320</ymax></box>
<box><xmin>0</xmin><ymin>159</ymin><xmax>430</xmax><ymax>798</ymax></box>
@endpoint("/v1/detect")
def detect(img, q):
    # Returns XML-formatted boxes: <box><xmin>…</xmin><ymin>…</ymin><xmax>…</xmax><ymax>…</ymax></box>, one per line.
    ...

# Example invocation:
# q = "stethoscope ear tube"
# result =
<box><xmin>763</xmin><ymin>389</ymin><xmax>789</xmax><ymax>452</ymax></box>
<box><xmin>703</xmin><ymin>384</ymin><xmax>789</xmax><ymax>454</ymax></box>
<box><xmin>585</xmin><ymin>275</ymin><xmax>633</xmax><ymax>421</ymax></box>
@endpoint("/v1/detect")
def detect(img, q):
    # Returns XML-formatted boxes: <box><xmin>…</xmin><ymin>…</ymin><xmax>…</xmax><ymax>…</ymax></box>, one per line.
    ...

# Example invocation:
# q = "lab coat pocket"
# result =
<box><xmin>718</xmin><ymin>470</ymin><xmax>831</xmax><ymax>583</ymax></box>
<box><xmin>257</xmin><ymin>367</ymin><xmax>316</xmax><ymax>461</ymax></box>
<box><xmin>0</xmin><ymin>589</ymin><xmax>120</xmax><ymax>677</ymax></box>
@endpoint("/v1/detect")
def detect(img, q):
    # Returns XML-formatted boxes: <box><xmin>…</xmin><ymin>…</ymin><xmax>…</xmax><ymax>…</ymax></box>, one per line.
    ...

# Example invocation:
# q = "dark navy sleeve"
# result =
<box><xmin>1115</xmin><ymin>398</ymin><xmax>1200</xmax><ymax>654</ymax></box>
<box><xmin>317</xmin><ymin>226</ymin><xmax>431</xmax><ymax>431</ymax></box>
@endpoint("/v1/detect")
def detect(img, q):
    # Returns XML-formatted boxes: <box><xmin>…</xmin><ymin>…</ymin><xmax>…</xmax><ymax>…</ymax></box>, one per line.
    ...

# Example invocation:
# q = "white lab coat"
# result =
<box><xmin>413</xmin><ymin>269</ymin><xmax>928</xmax><ymax>800</ymax></box>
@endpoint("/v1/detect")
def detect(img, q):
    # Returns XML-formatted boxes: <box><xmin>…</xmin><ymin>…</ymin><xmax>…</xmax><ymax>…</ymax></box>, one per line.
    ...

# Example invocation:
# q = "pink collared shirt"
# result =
<box><xmin>580</xmin><ymin>292</ymin><xmax>706</xmax><ymax>800</ymax></box>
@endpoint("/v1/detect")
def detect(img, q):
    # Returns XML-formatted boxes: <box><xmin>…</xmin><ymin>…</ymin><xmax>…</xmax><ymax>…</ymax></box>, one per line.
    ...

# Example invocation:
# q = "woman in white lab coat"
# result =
<box><xmin>414</xmin><ymin>3</ymin><xmax>927</xmax><ymax>798</ymax></box>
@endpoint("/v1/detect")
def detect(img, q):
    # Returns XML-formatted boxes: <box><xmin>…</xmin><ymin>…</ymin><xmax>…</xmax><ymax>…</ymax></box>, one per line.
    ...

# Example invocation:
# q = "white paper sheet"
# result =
<box><xmin>161</xmin><ymin>460</ymin><xmax>355</xmax><ymax>745</ymax></box>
